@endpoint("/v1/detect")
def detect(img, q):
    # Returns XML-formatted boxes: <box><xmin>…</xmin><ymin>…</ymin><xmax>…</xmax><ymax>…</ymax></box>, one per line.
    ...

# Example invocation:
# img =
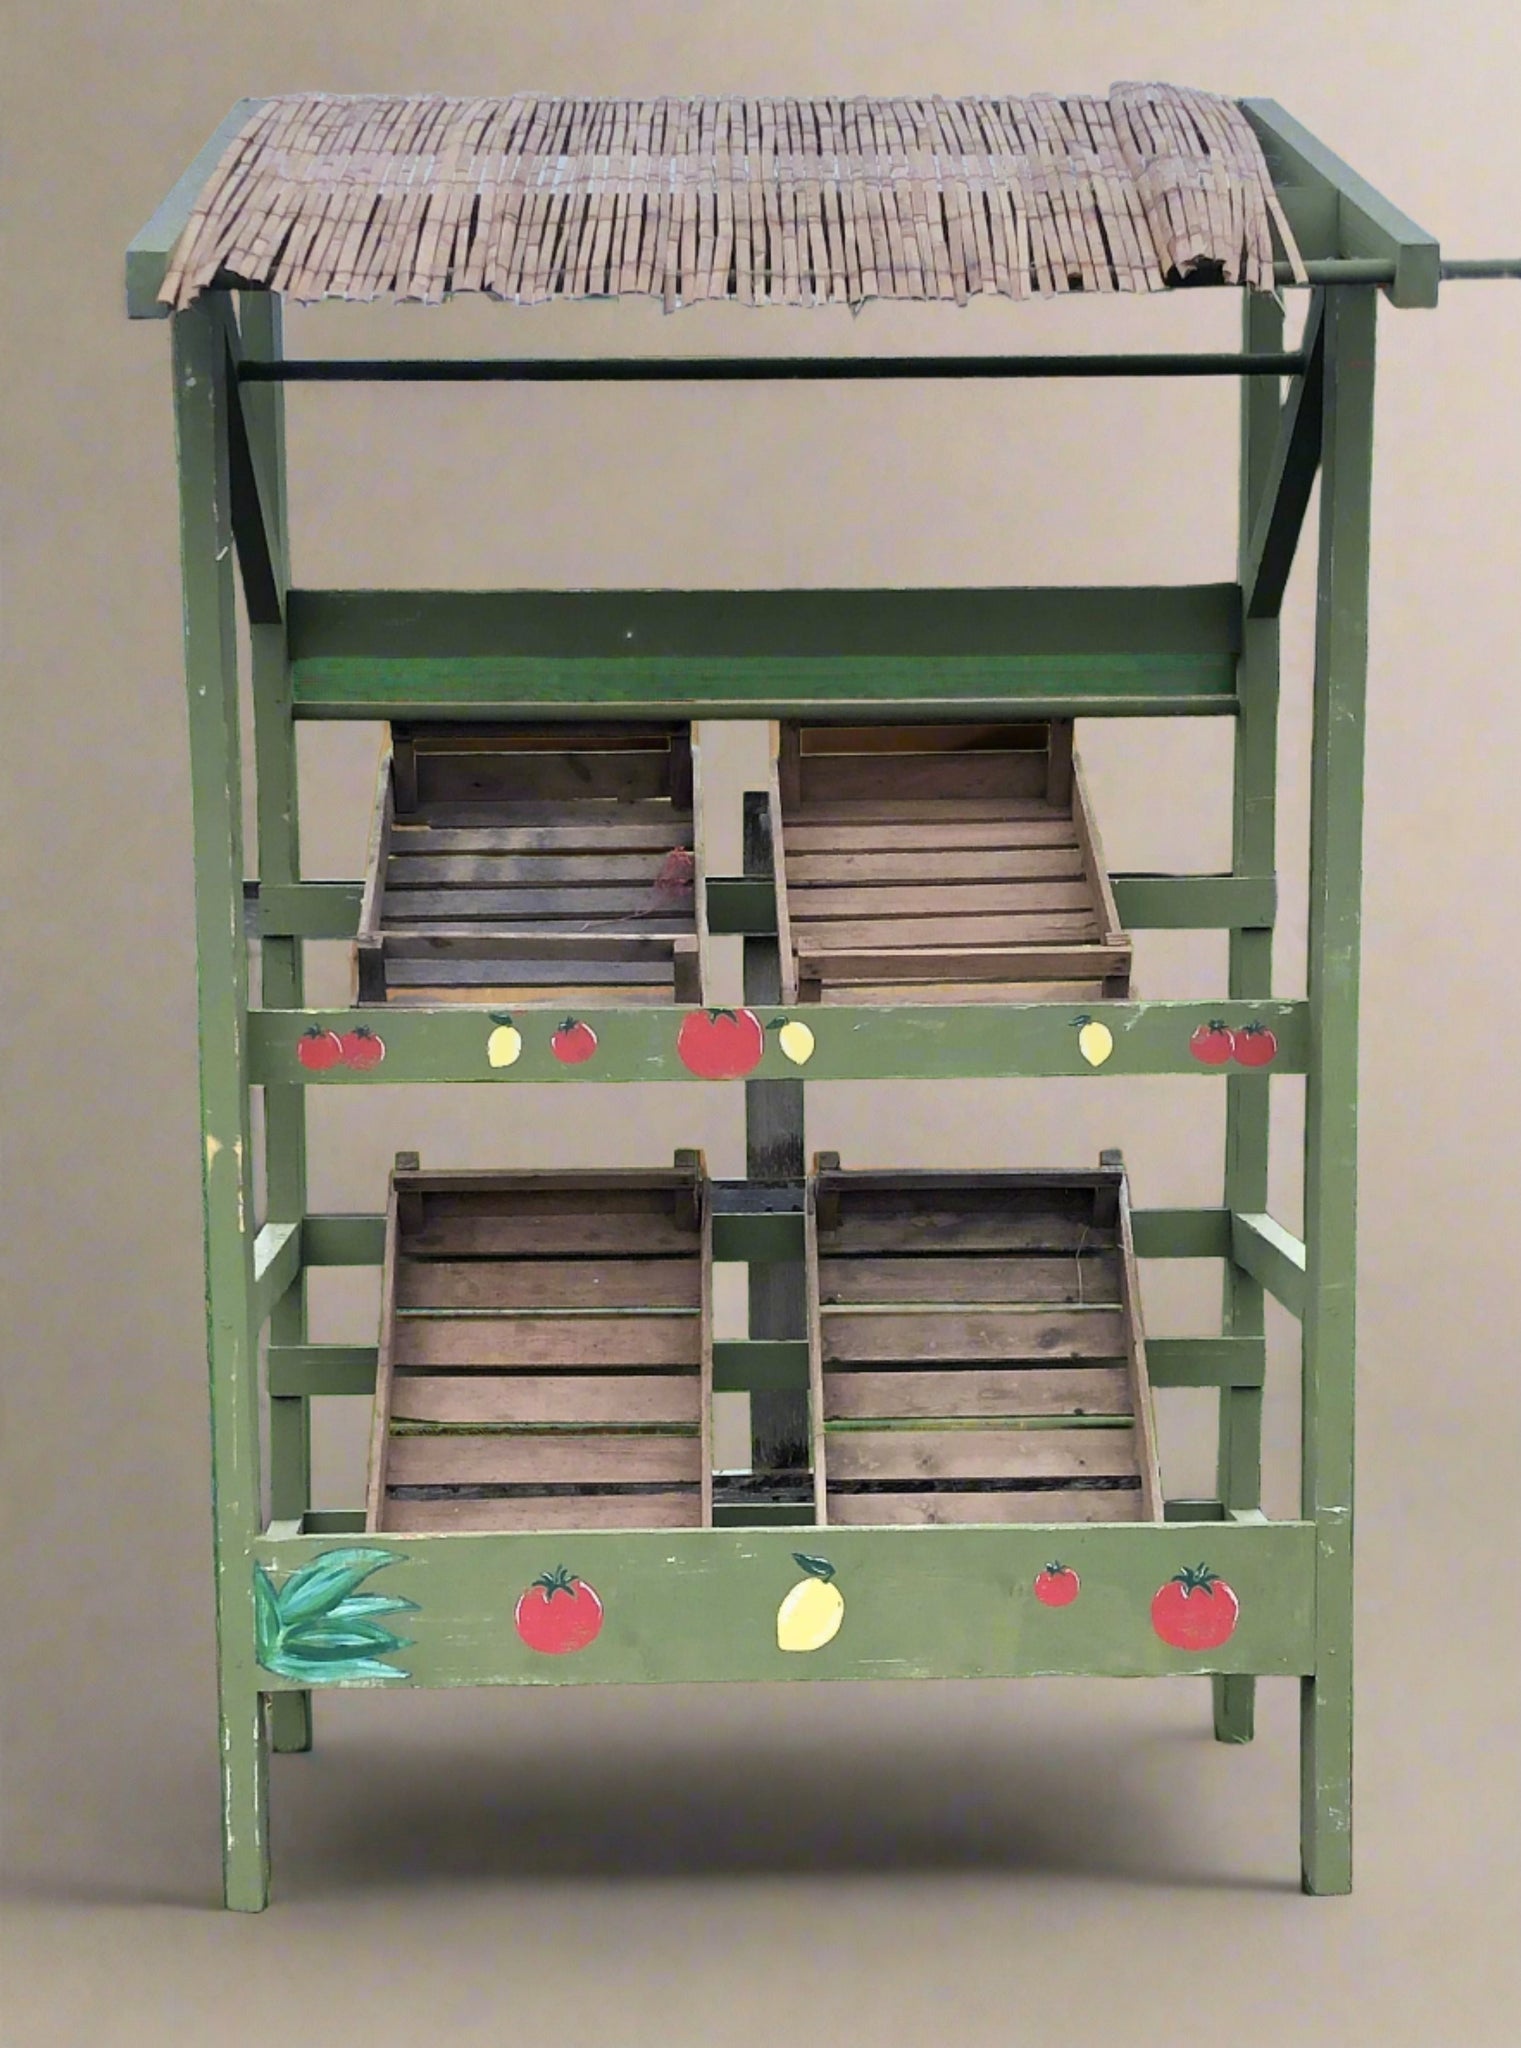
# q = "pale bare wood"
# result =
<box><xmin>788</xmin><ymin>797</ymin><xmax>1063</xmax><ymax>825</ymax></box>
<box><xmin>387</xmin><ymin>982</ymin><xmax>674</xmax><ymax>1009</ymax></box>
<box><xmin>396</xmin><ymin>1257</ymin><xmax>700</xmax><ymax>1310</ymax></box>
<box><xmin>767</xmin><ymin>726</ymin><xmax>799</xmax><ymax>1006</ymax></box>
<box><xmin>391</xmin><ymin>822</ymin><xmax>689</xmax><ymax>854</ymax></box>
<box><xmin>786</xmin><ymin>848</ymin><xmax>1086</xmax><ymax>885</ymax></box>
<box><xmin>825</xmin><ymin>1486</ymin><xmax>1143</xmax><ymax>1525</ymax></box>
<box><xmin>825</xmin><ymin>1425</ymin><xmax>1139</xmax><ymax>1484</ymax></box>
<box><xmin>805</xmin><ymin>1175</ymin><xmax>830</xmax><ymax>1525</ymax></box>
<box><xmin>690</xmin><ymin>726</ymin><xmax>713</xmax><ymax>1006</ymax></box>
<box><xmin>816</xmin><ymin>1250</ymin><xmax>1120</xmax><ymax>1305</ymax></box>
<box><xmin>794</xmin><ymin>912</ymin><xmax>1102</xmax><ymax>952</ymax></box>
<box><xmin>821</xmin><ymin>1306</ymin><xmax>1128</xmax><ymax>1363</ymax></box>
<box><xmin>382</xmin><ymin>1492</ymin><xmax>702</xmax><ymax>1532</ymax></box>
<box><xmin>797</xmin><ymin>943</ymin><xmax>1130</xmax><ymax>985</ymax></box>
<box><xmin>817</xmin><ymin>978</ymin><xmax>1106</xmax><ymax>1006</ymax></box>
<box><xmin>390</xmin><ymin>1372</ymin><xmax>702</xmax><ymax>1425</ymax></box>
<box><xmin>364</xmin><ymin>1181</ymin><xmax>403</xmax><ymax>1530</ymax></box>
<box><xmin>789</xmin><ymin>879</ymin><xmax>1090</xmax><ymax>915</ymax></box>
<box><xmin>823</xmin><ymin>1365</ymin><xmax>1132</xmax><ymax>1419</ymax></box>
<box><xmin>820</xmin><ymin>1201</ymin><xmax>1114</xmax><ymax>1257</ymax></box>
<box><xmin>387</xmin><ymin>1431</ymin><xmax>702</xmax><ymax>1488</ymax></box>
<box><xmin>1071</xmin><ymin>749</ymin><xmax>1129</xmax><ymax>949</ymax></box>
<box><xmin>393</xmin><ymin>1313</ymin><xmax>703</xmax><ymax>1370</ymax></box>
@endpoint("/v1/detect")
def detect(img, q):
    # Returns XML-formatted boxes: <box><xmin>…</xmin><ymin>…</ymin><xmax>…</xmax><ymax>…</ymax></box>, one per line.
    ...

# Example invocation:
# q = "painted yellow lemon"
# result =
<box><xmin>1076</xmin><ymin>1018</ymin><xmax>1113</xmax><ymax>1068</ymax></box>
<box><xmin>777</xmin><ymin>1019</ymin><xmax>815</xmax><ymax>1067</ymax></box>
<box><xmin>776</xmin><ymin>1552</ymin><xmax>844</xmax><ymax>1652</ymax></box>
<box><xmin>487</xmin><ymin>1021</ymin><xmax>523</xmax><ymax>1069</ymax></box>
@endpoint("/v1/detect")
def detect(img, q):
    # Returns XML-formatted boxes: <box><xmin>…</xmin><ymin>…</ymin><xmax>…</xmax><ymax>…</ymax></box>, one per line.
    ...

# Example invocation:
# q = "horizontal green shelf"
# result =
<box><xmin>247</xmin><ymin>1520</ymin><xmax>1315</xmax><ymax>1688</ymax></box>
<box><xmin>286</xmin><ymin>583</ymin><xmax>1241</xmax><ymax>719</ymax></box>
<box><xmin>250</xmin><ymin>1000</ymin><xmax>1307</xmax><ymax>1084</ymax></box>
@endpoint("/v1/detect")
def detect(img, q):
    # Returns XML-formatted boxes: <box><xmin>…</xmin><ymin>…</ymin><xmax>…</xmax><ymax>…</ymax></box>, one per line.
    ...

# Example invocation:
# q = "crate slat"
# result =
<box><xmin>387</xmin><ymin>1432</ymin><xmax>704</xmax><ymax>1486</ymax></box>
<box><xmin>817</xmin><ymin>1250</ymin><xmax>1121</xmax><ymax>1304</ymax></box>
<box><xmin>382</xmin><ymin>1491</ymin><xmax>703</xmax><ymax>1531</ymax></box>
<box><xmin>391</xmin><ymin>1372</ymin><xmax>704</xmax><ymax>1424</ymax></box>
<box><xmin>821</xmin><ymin>1306</ymin><xmax>1129</xmax><ymax>1362</ymax></box>
<box><xmin>824</xmin><ymin>1486</ymin><xmax>1144</xmax><ymax>1525</ymax></box>
<box><xmin>396</xmin><ymin>1256</ymin><xmax>701</xmax><ymax>1309</ymax></box>
<box><xmin>823</xmin><ymin>1365</ymin><xmax>1132</xmax><ymax>1418</ymax></box>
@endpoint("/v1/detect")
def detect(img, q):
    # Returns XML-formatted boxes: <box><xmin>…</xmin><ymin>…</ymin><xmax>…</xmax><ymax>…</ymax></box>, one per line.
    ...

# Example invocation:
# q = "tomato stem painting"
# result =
<box><xmin>514</xmin><ymin>1566</ymin><xmax>605</xmax><ymax>1654</ymax></box>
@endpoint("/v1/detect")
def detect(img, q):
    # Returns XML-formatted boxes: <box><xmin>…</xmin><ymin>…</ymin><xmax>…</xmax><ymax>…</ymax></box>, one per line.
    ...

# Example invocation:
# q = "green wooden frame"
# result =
<box><xmin>132</xmin><ymin>93</ymin><xmax>1426</xmax><ymax>1909</ymax></box>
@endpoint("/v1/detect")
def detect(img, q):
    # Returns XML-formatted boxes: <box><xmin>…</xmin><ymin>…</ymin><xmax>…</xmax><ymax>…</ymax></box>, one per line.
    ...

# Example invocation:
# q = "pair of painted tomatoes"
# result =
<box><xmin>1189</xmin><ymin>1021</ymin><xmax>1278</xmax><ymax>1068</ymax></box>
<box><xmin>297</xmin><ymin>1024</ymin><xmax>384</xmax><ymax>1071</ymax></box>
<box><xmin>1033</xmin><ymin>1561</ymin><xmax>1240</xmax><ymax>1650</ymax></box>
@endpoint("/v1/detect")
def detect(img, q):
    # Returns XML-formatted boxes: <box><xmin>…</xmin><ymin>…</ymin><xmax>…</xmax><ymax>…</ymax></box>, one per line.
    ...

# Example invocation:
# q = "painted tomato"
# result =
<box><xmin>297</xmin><ymin>1027</ymin><xmax>344</xmax><ymax>1072</ymax></box>
<box><xmin>676</xmin><ymin>1007</ymin><xmax>766</xmax><ymax>1079</ymax></box>
<box><xmin>1151</xmin><ymin>1564</ymin><xmax>1240</xmax><ymax>1651</ymax></box>
<box><xmin>1189</xmin><ymin>1022</ymin><xmax>1236</xmax><ymax>1066</ymax></box>
<box><xmin>339</xmin><ymin>1025</ymin><xmax>385</xmax><ymax>1070</ymax></box>
<box><xmin>514</xmin><ymin>1567</ymin><xmax>604</xmax><ymax>1654</ymax></box>
<box><xmin>551</xmin><ymin>1018</ymin><xmax>598</xmax><ymax>1065</ymax></box>
<box><xmin>1233</xmin><ymin>1023</ymin><xmax>1278</xmax><ymax>1068</ymax></box>
<box><xmin>1033</xmin><ymin>1562</ymin><xmax>1080</xmax><ymax>1608</ymax></box>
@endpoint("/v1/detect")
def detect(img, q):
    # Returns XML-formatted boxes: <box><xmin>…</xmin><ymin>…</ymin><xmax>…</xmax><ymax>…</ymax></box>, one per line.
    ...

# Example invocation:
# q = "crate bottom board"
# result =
<box><xmin>249</xmin><ymin>1521</ymin><xmax>1313</xmax><ymax>1688</ymax></box>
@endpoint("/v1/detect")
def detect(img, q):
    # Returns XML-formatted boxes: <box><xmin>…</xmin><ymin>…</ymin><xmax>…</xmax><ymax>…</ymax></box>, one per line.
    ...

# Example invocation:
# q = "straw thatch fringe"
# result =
<box><xmin>160</xmin><ymin>85</ymin><xmax>1304</xmax><ymax>312</ymax></box>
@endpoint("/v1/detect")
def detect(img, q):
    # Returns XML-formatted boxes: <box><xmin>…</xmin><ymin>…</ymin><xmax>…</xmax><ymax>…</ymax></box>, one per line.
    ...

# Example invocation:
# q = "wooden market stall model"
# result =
<box><xmin>127</xmin><ymin>85</ymin><xmax>1491</xmax><ymax>1910</ymax></box>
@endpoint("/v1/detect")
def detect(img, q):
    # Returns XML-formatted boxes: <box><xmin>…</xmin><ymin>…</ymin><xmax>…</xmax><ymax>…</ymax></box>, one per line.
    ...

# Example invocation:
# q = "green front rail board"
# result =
<box><xmin>130</xmin><ymin>94</ymin><xmax>1438</xmax><ymax>1910</ymax></box>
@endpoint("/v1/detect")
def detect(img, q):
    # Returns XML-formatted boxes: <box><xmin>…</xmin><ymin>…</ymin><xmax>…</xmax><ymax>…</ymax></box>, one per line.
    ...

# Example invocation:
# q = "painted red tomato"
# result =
<box><xmin>514</xmin><ymin>1567</ymin><xmax>604</xmax><ymax>1654</ymax></box>
<box><xmin>551</xmin><ymin>1017</ymin><xmax>598</xmax><ymax>1065</ymax></box>
<box><xmin>1233</xmin><ymin>1023</ymin><xmax>1278</xmax><ymax>1069</ymax></box>
<box><xmin>297</xmin><ymin>1027</ymin><xmax>344</xmax><ymax>1072</ymax></box>
<box><xmin>1189</xmin><ymin>1022</ymin><xmax>1236</xmax><ymax>1066</ymax></box>
<box><xmin>1033</xmin><ymin>1562</ymin><xmax>1080</xmax><ymax>1608</ymax></box>
<box><xmin>340</xmin><ymin>1025</ymin><xmax>385</xmax><ymax>1070</ymax></box>
<box><xmin>676</xmin><ymin>1007</ymin><xmax>766</xmax><ymax>1079</ymax></box>
<box><xmin>1151</xmin><ymin>1564</ymin><xmax>1240</xmax><ymax>1651</ymax></box>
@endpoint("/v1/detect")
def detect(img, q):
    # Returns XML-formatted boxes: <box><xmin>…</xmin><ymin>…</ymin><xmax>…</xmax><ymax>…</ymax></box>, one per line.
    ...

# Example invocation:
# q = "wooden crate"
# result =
<box><xmin>355</xmin><ymin>722</ymin><xmax>709</xmax><ymax>1006</ymax></box>
<box><xmin>366</xmin><ymin>1156</ymin><xmax>713</xmax><ymax>1533</ymax></box>
<box><xmin>768</xmin><ymin>720</ymin><xmax>1132</xmax><ymax>1005</ymax></box>
<box><xmin>806</xmin><ymin>1155</ymin><xmax>1162</xmax><ymax>1526</ymax></box>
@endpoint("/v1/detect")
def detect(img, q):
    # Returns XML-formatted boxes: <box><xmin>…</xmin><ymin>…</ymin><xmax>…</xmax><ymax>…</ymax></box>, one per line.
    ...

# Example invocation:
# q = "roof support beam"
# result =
<box><xmin>204</xmin><ymin>301</ymin><xmax>285</xmax><ymax>625</ymax></box>
<box><xmin>1242</xmin><ymin>294</ymin><xmax>1327</xmax><ymax>619</ymax></box>
<box><xmin>126</xmin><ymin>99</ymin><xmax>264</xmax><ymax>318</ymax></box>
<box><xmin>1242</xmin><ymin>100</ymin><xmax>1440</xmax><ymax>309</ymax></box>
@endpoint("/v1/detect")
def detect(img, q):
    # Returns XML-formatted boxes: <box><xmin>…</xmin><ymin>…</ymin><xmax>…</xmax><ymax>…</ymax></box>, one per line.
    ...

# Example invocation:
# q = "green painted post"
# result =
<box><xmin>241</xmin><ymin>292</ymin><xmax>312</xmax><ymax>1757</ymax></box>
<box><xmin>1300</xmin><ymin>286</ymin><xmax>1376</xmax><ymax>1895</ymax></box>
<box><xmin>173</xmin><ymin>295</ymin><xmax>271</xmax><ymax>1909</ymax></box>
<box><xmin>1214</xmin><ymin>288</ymin><xmax>1289</xmax><ymax>1744</ymax></box>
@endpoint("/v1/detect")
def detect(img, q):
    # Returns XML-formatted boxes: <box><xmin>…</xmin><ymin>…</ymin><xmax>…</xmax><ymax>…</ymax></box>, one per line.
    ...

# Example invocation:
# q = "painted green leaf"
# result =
<box><xmin>324</xmin><ymin>1593</ymin><xmax>420</xmax><ymax>1622</ymax></box>
<box><xmin>282</xmin><ymin>1622</ymin><xmax>412</xmax><ymax>1657</ymax></box>
<box><xmin>252</xmin><ymin>1564</ymin><xmax>281</xmax><ymax>1661</ymax></box>
<box><xmin>274</xmin><ymin>1547</ymin><xmax>398</xmax><ymax>1624</ymax></box>
<box><xmin>262</xmin><ymin>1648</ymin><xmax>409</xmax><ymax>1684</ymax></box>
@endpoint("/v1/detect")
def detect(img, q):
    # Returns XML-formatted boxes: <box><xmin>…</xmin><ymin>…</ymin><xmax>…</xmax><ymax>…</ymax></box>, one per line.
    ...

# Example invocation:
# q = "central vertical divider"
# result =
<box><xmin>742</xmin><ymin>789</ymin><xmax>809</xmax><ymax>1481</ymax></box>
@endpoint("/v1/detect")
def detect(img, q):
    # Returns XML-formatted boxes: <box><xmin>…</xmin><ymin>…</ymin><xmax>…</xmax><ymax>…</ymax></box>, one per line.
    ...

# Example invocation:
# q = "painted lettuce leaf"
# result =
<box><xmin>255</xmin><ymin>1548</ymin><xmax>416</xmax><ymax>1683</ymax></box>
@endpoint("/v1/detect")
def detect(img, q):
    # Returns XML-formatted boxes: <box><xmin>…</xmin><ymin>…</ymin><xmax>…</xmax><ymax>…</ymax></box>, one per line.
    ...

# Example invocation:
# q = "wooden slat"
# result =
<box><xmin>386</xmin><ymin>853</ymin><xmax>677</xmax><ymax>885</ymax></box>
<box><xmin>820</xmin><ymin>1198</ymin><xmax>1111</xmax><ymax>1256</ymax></box>
<box><xmin>382</xmin><ymin>1491</ymin><xmax>702</xmax><ymax>1531</ymax></box>
<box><xmin>786</xmin><ymin>848</ymin><xmax>1085</xmax><ymax>885</ymax></box>
<box><xmin>822</xmin><ymin>1365</ymin><xmax>1132</xmax><ymax>1418</ymax></box>
<box><xmin>363</xmin><ymin>1181</ymin><xmax>403</xmax><ymax>1527</ymax></box>
<box><xmin>381</xmin><ymin>930</ymin><xmax>680</xmax><ymax>961</ymax></box>
<box><xmin>389</xmin><ymin>1371</ymin><xmax>702</xmax><ymax>1424</ymax></box>
<box><xmin>794</xmin><ymin>912</ymin><xmax>1102</xmax><ymax>951</ymax></box>
<box><xmin>798</xmin><ymin>721</ymin><xmax>1052</xmax><ymax>755</ymax></box>
<box><xmin>383</xmin><ymin>956</ymin><xmax>672</xmax><ymax>988</ymax></box>
<box><xmin>816</xmin><ymin>978</ymin><xmax>1108</xmax><ymax>1006</ymax></box>
<box><xmin>816</xmin><ymin>1250</ymin><xmax>1120</xmax><ymax>1305</ymax></box>
<box><xmin>799</xmin><ymin>943</ymin><xmax>1129</xmax><ymax>985</ymax></box>
<box><xmin>387</xmin><ymin>980</ymin><xmax>675</xmax><ymax>1008</ymax></box>
<box><xmin>390</xmin><ymin>822</ymin><xmax>689</xmax><ymax>854</ymax></box>
<box><xmin>392</xmin><ymin>1313</ymin><xmax>702</xmax><ymax>1369</ymax></box>
<box><xmin>386</xmin><ymin>1431</ymin><xmax>702</xmax><ymax>1485</ymax></box>
<box><xmin>405</xmin><ymin>1211</ymin><xmax>695</xmax><ymax>1258</ymax></box>
<box><xmin>788</xmin><ymin>879</ymin><xmax>1091</xmax><ymax>916</ymax></box>
<box><xmin>785</xmin><ymin>817</ymin><xmax>1078</xmax><ymax>853</ymax></box>
<box><xmin>821</xmin><ymin>1307</ymin><xmax>1127</xmax><ymax>1362</ymax></box>
<box><xmin>798</xmin><ymin>751</ymin><xmax>1048</xmax><ymax>804</ymax></box>
<box><xmin>824</xmin><ymin>1486</ymin><xmax>1143</xmax><ymax>1525</ymax></box>
<box><xmin>787</xmin><ymin>798</ymin><xmax>1065</xmax><ymax>825</ymax></box>
<box><xmin>404</xmin><ymin>799</ymin><xmax>689</xmax><ymax>829</ymax></box>
<box><xmin>382</xmin><ymin>888</ymin><xmax>691</xmax><ymax>919</ymax></box>
<box><xmin>413</xmin><ymin>751</ymin><xmax>673</xmax><ymax>804</ymax></box>
<box><xmin>824</xmin><ymin>1425</ymin><xmax>1139</xmax><ymax>1482</ymax></box>
<box><xmin>396</xmin><ymin>1257</ymin><xmax>699</xmax><ymax>1310</ymax></box>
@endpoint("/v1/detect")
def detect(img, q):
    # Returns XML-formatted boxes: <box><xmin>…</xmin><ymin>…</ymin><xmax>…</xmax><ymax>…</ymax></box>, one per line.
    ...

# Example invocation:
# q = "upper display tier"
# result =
<box><xmin>151</xmin><ymin>85</ymin><xmax>1313</xmax><ymax>314</ymax></box>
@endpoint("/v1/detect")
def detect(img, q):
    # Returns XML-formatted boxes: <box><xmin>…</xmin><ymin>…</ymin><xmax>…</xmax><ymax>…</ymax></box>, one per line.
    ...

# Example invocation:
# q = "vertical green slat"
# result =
<box><xmin>174</xmin><ymin>298</ymin><xmax>270</xmax><ymax>1910</ymax></box>
<box><xmin>241</xmin><ymin>293</ymin><xmax>312</xmax><ymax>1757</ymax></box>
<box><xmin>1214</xmin><ymin>289</ymin><xmax>1290</xmax><ymax>1744</ymax></box>
<box><xmin>1301</xmin><ymin>286</ymin><xmax>1375</xmax><ymax>1896</ymax></box>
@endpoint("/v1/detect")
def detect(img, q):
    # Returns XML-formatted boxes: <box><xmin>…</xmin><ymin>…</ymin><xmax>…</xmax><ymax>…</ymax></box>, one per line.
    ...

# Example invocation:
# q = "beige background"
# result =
<box><xmin>4</xmin><ymin>4</ymin><xmax>1520</xmax><ymax>2042</ymax></box>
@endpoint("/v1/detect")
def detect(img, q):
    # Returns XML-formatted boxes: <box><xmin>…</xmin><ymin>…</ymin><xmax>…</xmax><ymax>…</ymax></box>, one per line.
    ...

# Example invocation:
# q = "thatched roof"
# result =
<box><xmin>159</xmin><ymin>85</ymin><xmax>1304</xmax><ymax>313</ymax></box>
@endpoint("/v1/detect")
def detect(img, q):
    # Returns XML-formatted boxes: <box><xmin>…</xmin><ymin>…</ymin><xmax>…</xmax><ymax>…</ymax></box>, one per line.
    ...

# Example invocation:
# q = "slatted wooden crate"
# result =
<box><xmin>768</xmin><ymin>720</ymin><xmax>1132</xmax><ymax>1005</ymax></box>
<box><xmin>366</xmin><ymin>1157</ymin><xmax>713</xmax><ymax>1533</ymax></box>
<box><xmin>805</xmin><ymin>1156</ymin><xmax>1162</xmax><ymax>1526</ymax></box>
<box><xmin>355</xmin><ymin>721</ymin><xmax>709</xmax><ymax>1006</ymax></box>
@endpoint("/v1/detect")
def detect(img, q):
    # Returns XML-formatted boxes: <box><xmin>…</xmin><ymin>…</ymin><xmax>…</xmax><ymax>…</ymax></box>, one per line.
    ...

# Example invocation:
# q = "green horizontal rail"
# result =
<box><xmin>711</xmin><ymin>1210</ymin><xmax>805</xmax><ymax>1263</ymax></box>
<box><xmin>268</xmin><ymin>1344</ymin><xmax>377</xmax><ymax>1396</ymax></box>
<box><xmin>251</xmin><ymin>999</ymin><xmax>1307</xmax><ymax>1085</ymax></box>
<box><xmin>1131</xmin><ymin>1208</ymin><xmax>1233</xmax><ymax>1260</ymax></box>
<box><xmin>1147</xmin><ymin>1337</ymin><xmax>1267</xmax><ymax>1389</ymax></box>
<box><xmin>246</xmin><ymin>1520</ymin><xmax>1316</xmax><ymax>1686</ymax></box>
<box><xmin>1111</xmin><ymin>874</ymin><xmax>1276</xmax><ymax>930</ymax></box>
<box><xmin>287</xmin><ymin>584</ymin><xmax>1240</xmax><ymax>720</ymax></box>
<box><xmin>303</xmin><ymin>1215</ymin><xmax>387</xmax><ymax>1265</ymax></box>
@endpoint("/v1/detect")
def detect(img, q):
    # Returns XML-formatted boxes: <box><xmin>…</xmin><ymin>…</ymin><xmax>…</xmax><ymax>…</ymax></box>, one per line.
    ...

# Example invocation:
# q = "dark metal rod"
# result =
<box><xmin>242</xmin><ymin>350</ymin><xmax>1307</xmax><ymax>384</ymax></box>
